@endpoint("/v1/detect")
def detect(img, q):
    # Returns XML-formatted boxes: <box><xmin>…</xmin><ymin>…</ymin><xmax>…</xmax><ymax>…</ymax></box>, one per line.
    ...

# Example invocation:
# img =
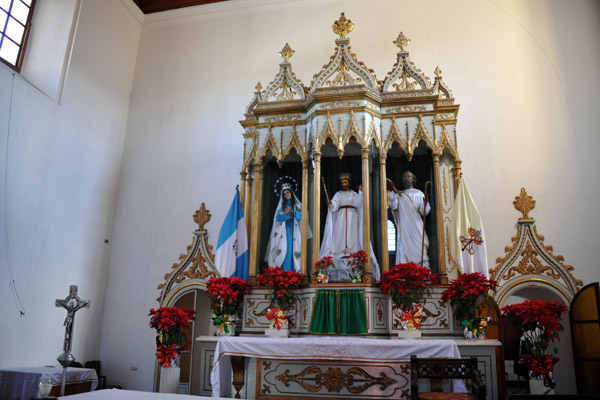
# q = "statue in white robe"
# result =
<box><xmin>320</xmin><ymin>173</ymin><xmax>380</xmax><ymax>281</ymax></box>
<box><xmin>388</xmin><ymin>171</ymin><xmax>431</xmax><ymax>267</ymax></box>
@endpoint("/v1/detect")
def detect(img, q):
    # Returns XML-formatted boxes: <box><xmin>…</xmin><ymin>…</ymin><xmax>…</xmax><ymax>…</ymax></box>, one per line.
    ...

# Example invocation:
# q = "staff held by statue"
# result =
<box><xmin>322</xmin><ymin>177</ymin><xmax>331</xmax><ymax>210</ymax></box>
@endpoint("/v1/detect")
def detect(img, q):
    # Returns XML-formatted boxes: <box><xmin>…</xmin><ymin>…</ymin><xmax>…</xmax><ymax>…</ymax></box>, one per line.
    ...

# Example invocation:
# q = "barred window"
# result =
<box><xmin>387</xmin><ymin>219</ymin><xmax>396</xmax><ymax>252</ymax></box>
<box><xmin>0</xmin><ymin>0</ymin><xmax>36</xmax><ymax>71</ymax></box>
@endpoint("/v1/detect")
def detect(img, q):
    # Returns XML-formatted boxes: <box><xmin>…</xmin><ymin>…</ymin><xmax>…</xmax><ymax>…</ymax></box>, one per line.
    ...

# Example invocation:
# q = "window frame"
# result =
<box><xmin>0</xmin><ymin>0</ymin><xmax>37</xmax><ymax>72</ymax></box>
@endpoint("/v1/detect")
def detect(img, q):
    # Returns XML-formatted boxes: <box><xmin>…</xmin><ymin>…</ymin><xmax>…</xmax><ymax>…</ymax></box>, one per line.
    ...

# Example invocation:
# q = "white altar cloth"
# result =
<box><xmin>211</xmin><ymin>336</ymin><xmax>464</xmax><ymax>398</ymax></box>
<box><xmin>0</xmin><ymin>366</ymin><xmax>98</xmax><ymax>400</ymax></box>
<box><xmin>59</xmin><ymin>388</ymin><xmax>230</xmax><ymax>400</ymax></box>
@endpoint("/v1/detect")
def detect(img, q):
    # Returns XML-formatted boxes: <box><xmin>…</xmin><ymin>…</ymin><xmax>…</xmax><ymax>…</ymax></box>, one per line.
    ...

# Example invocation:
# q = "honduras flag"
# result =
<box><xmin>214</xmin><ymin>187</ymin><xmax>249</xmax><ymax>280</ymax></box>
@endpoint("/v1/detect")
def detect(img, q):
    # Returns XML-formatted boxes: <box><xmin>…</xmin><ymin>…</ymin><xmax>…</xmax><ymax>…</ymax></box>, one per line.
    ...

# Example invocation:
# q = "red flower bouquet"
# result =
<box><xmin>441</xmin><ymin>272</ymin><xmax>498</xmax><ymax>322</ymax></box>
<box><xmin>348</xmin><ymin>250</ymin><xmax>367</xmax><ymax>282</ymax></box>
<box><xmin>257</xmin><ymin>266</ymin><xmax>303</xmax><ymax>310</ymax></box>
<box><xmin>149</xmin><ymin>306</ymin><xmax>195</xmax><ymax>368</ymax></box>
<box><xmin>519</xmin><ymin>354</ymin><xmax>560</xmax><ymax>380</ymax></box>
<box><xmin>206</xmin><ymin>276</ymin><xmax>250</xmax><ymax>317</ymax></box>
<box><xmin>502</xmin><ymin>299</ymin><xmax>567</xmax><ymax>358</ymax></box>
<box><xmin>502</xmin><ymin>299</ymin><xmax>566</xmax><ymax>384</ymax></box>
<box><xmin>379</xmin><ymin>262</ymin><xmax>438</xmax><ymax>312</ymax></box>
<box><xmin>313</xmin><ymin>256</ymin><xmax>334</xmax><ymax>283</ymax></box>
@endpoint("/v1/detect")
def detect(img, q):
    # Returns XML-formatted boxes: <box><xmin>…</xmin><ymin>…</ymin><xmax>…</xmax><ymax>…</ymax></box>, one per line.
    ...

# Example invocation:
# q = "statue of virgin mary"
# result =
<box><xmin>265</xmin><ymin>181</ymin><xmax>312</xmax><ymax>272</ymax></box>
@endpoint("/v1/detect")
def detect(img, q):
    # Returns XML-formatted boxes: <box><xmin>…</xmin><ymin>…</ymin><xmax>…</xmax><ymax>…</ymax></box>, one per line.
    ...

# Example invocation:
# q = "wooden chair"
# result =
<box><xmin>410</xmin><ymin>355</ymin><xmax>486</xmax><ymax>400</ymax></box>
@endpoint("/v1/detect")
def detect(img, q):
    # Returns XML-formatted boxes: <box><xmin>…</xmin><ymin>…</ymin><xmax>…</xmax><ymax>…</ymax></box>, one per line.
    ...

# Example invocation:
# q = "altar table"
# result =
<box><xmin>57</xmin><ymin>388</ymin><xmax>229</xmax><ymax>400</ymax></box>
<box><xmin>210</xmin><ymin>336</ymin><xmax>465</xmax><ymax>398</ymax></box>
<box><xmin>0</xmin><ymin>366</ymin><xmax>98</xmax><ymax>400</ymax></box>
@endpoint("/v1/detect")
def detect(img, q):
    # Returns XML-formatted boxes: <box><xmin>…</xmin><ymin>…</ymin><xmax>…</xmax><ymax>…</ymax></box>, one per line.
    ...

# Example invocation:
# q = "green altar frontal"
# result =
<box><xmin>309</xmin><ymin>288</ymin><xmax>368</xmax><ymax>335</ymax></box>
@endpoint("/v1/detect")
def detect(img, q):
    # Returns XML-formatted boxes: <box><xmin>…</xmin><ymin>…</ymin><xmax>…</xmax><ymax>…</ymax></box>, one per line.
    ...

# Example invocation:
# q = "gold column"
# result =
<box><xmin>432</xmin><ymin>153</ymin><xmax>447</xmax><ymax>283</ymax></box>
<box><xmin>245</xmin><ymin>174</ymin><xmax>253</xmax><ymax>236</ymax></box>
<box><xmin>301</xmin><ymin>158</ymin><xmax>309</xmax><ymax>276</ymax></box>
<box><xmin>379</xmin><ymin>155</ymin><xmax>389</xmax><ymax>273</ymax></box>
<box><xmin>312</xmin><ymin>151</ymin><xmax>322</xmax><ymax>265</ymax></box>
<box><xmin>249</xmin><ymin>162</ymin><xmax>263</xmax><ymax>281</ymax></box>
<box><xmin>239</xmin><ymin>171</ymin><xmax>247</xmax><ymax>211</ymax></box>
<box><xmin>361</xmin><ymin>148</ymin><xmax>371</xmax><ymax>279</ymax></box>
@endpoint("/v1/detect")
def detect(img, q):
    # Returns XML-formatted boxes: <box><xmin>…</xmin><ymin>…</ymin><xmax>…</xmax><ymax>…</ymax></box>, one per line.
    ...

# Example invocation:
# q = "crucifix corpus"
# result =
<box><xmin>55</xmin><ymin>285</ymin><xmax>90</xmax><ymax>396</ymax></box>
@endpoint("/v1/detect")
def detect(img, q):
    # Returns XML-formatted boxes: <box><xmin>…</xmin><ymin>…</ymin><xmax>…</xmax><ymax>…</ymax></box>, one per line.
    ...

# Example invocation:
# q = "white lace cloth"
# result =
<box><xmin>211</xmin><ymin>336</ymin><xmax>465</xmax><ymax>397</ymax></box>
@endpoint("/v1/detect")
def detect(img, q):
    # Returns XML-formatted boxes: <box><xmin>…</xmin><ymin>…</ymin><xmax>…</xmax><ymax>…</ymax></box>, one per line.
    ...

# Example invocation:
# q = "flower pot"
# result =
<box><xmin>529</xmin><ymin>378</ymin><xmax>555</xmax><ymax>394</ymax></box>
<box><xmin>265</xmin><ymin>327</ymin><xmax>291</xmax><ymax>337</ymax></box>
<box><xmin>159</xmin><ymin>366</ymin><xmax>180</xmax><ymax>393</ymax></box>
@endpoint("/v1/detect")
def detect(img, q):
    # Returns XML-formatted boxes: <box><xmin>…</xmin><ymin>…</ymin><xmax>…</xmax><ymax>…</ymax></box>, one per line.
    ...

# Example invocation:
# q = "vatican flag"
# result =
<box><xmin>449</xmin><ymin>178</ymin><xmax>489</xmax><ymax>278</ymax></box>
<box><xmin>214</xmin><ymin>187</ymin><xmax>249</xmax><ymax>280</ymax></box>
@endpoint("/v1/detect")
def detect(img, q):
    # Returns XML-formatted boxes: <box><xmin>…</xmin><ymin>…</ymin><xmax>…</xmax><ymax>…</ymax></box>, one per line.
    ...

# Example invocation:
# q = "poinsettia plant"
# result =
<box><xmin>257</xmin><ymin>266</ymin><xmax>303</xmax><ymax>310</ymax></box>
<box><xmin>206</xmin><ymin>276</ymin><xmax>250</xmax><ymax>317</ymax></box>
<box><xmin>348</xmin><ymin>250</ymin><xmax>367</xmax><ymax>281</ymax></box>
<box><xmin>441</xmin><ymin>272</ymin><xmax>498</xmax><ymax>322</ymax></box>
<box><xmin>313</xmin><ymin>256</ymin><xmax>334</xmax><ymax>277</ymax></box>
<box><xmin>149</xmin><ymin>306</ymin><xmax>195</xmax><ymax>368</ymax></box>
<box><xmin>379</xmin><ymin>262</ymin><xmax>438</xmax><ymax>311</ymax></box>
<box><xmin>503</xmin><ymin>299</ymin><xmax>566</xmax><ymax>385</ymax></box>
<box><xmin>502</xmin><ymin>299</ymin><xmax>567</xmax><ymax>358</ymax></box>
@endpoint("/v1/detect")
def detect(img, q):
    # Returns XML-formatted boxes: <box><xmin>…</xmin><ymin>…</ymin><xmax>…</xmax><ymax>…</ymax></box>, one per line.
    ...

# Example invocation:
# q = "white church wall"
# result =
<box><xmin>100</xmin><ymin>0</ymin><xmax>599</xmax><ymax>393</ymax></box>
<box><xmin>0</xmin><ymin>0</ymin><xmax>140</xmax><ymax>368</ymax></box>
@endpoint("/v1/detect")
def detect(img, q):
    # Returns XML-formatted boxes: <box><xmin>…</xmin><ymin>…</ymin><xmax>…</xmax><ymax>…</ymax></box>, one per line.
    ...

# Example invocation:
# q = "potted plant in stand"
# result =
<box><xmin>148</xmin><ymin>306</ymin><xmax>195</xmax><ymax>393</ymax></box>
<box><xmin>441</xmin><ymin>272</ymin><xmax>498</xmax><ymax>339</ymax></box>
<box><xmin>257</xmin><ymin>266</ymin><xmax>303</xmax><ymax>337</ymax></box>
<box><xmin>502</xmin><ymin>299</ymin><xmax>567</xmax><ymax>394</ymax></box>
<box><xmin>379</xmin><ymin>262</ymin><xmax>438</xmax><ymax>339</ymax></box>
<box><xmin>312</xmin><ymin>256</ymin><xmax>334</xmax><ymax>283</ymax></box>
<box><xmin>348</xmin><ymin>250</ymin><xmax>367</xmax><ymax>283</ymax></box>
<box><xmin>206</xmin><ymin>276</ymin><xmax>250</xmax><ymax>336</ymax></box>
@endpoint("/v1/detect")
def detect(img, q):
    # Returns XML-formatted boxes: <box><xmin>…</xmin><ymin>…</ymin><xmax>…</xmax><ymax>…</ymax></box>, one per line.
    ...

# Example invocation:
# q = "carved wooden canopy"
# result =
<box><xmin>490</xmin><ymin>188</ymin><xmax>582</xmax><ymax>305</ymax></box>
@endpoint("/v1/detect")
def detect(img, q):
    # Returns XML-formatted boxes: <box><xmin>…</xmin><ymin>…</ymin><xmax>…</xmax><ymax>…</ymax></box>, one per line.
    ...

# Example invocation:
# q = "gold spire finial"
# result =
<box><xmin>393</xmin><ymin>32</ymin><xmax>411</xmax><ymax>52</ymax></box>
<box><xmin>332</xmin><ymin>12</ymin><xmax>354</xmax><ymax>39</ymax></box>
<box><xmin>279</xmin><ymin>43</ymin><xmax>295</xmax><ymax>62</ymax></box>
<box><xmin>513</xmin><ymin>188</ymin><xmax>536</xmax><ymax>220</ymax></box>
<box><xmin>434</xmin><ymin>66</ymin><xmax>442</xmax><ymax>78</ymax></box>
<box><xmin>255</xmin><ymin>82</ymin><xmax>262</xmax><ymax>91</ymax></box>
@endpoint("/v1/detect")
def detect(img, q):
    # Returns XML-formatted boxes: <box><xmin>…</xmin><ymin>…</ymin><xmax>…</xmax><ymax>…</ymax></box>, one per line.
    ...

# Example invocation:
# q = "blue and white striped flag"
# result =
<box><xmin>214</xmin><ymin>187</ymin><xmax>249</xmax><ymax>280</ymax></box>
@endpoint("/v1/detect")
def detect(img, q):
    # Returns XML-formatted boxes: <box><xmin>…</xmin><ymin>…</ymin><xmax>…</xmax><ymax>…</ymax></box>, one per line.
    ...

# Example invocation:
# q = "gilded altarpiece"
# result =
<box><xmin>157</xmin><ymin>14</ymin><xmax>507</xmax><ymax>400</ymax></box>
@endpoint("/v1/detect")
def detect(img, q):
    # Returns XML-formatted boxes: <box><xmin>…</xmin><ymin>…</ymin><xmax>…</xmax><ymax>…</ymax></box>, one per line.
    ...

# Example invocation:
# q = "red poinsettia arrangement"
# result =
<box><xmin>501</xmin><ymin>299</ymin><xmax>567</xmax><ymax>350</ymax></box>
<box><xmin>348</xmin><ymin>250</ymin><xmax>367</xmax><ymax>281</ymax></box>
<box><xmin>379</xmin><ymin>262</ymin><xmax>438</xmax><ymax>311</ymax></box>
<box><xmin>441</xmin><ymin>272</ymin><xmax>498</xmax><ymax>322</ymax></box>
<box><xmin>149</xmin><ymin>306</ymin><xmax>195</xmax><ymax>368</ymax></box>
<box><xmin>519</xmin><ymin>354</ymin><xmax>560</xmax><ymax>380</ymax></box>
<box><xmin>257</xmin><ymin>266</ymin><xmax>303</xmax><ymax>310</ymax></box>
<box><xmin>206</xmin><ymin>276</ymin><xmax>250</xmax><ymax>317</ymax></box>
<box><xmin>313</xmin><ymin>256</ymin><xmax>334</xmax><ymax>276</ymax></box>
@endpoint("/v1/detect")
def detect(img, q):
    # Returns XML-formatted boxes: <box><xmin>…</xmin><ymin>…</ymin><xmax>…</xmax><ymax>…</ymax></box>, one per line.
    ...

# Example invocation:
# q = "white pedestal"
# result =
<box><xmin>159</xmin><ymin>366</ymin><xmax>180</xmax><ymax>393</ymax></box>
<box><xmin>529</xmin><ymin>378</ymin><xmax>555</xmax><ymax>394</ymax></box>
<box><xmin>265</xmin><ymin>328</ymin><xmax>290</xmax><ymax>338</ymax></box>
<box><xmin>396</xmin><ymin>329</ymin><xmax>421</xmax><ymax>339</ymax></box>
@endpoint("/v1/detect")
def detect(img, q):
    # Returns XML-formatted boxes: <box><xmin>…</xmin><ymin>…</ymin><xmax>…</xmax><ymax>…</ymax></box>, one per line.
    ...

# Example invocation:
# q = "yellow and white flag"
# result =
<box><xmin>449</xmin><ymin>178</ymin><xmax>489</xmax><ymax>278</ymax></box>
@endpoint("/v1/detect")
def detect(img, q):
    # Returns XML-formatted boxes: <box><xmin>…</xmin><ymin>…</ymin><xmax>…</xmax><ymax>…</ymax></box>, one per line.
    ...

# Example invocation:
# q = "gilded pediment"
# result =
<box><xmin>263</xmin><ymin>44</ymin><xmax>306</xmax><ymax>102</ymax></box>
<box><xmin>382</xmin><ymin>33</ymin><xmax>431</xmax><ymax>94</ymax></box>
<box><xmin>308</xmin><ymin>13</ymin><xmax>378</xmax><ymax>94</ymax></box>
